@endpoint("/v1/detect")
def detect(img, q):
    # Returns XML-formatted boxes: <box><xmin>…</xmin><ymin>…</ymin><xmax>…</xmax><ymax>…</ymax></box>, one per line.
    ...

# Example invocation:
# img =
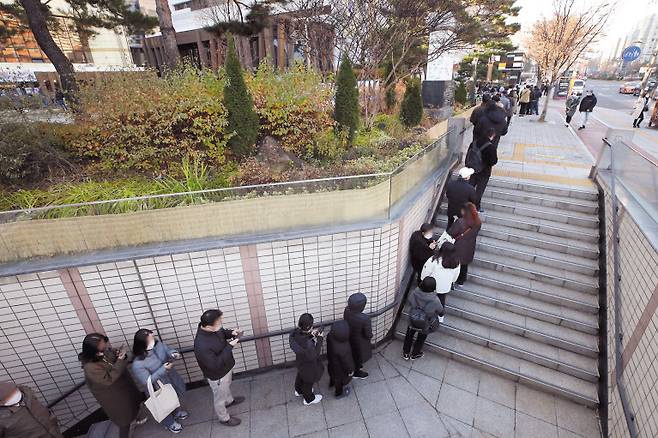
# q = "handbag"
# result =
<box><xmin>144</xmin><ymin>376</ymin><xmax>180</xmax><ymax>423</ymax></box>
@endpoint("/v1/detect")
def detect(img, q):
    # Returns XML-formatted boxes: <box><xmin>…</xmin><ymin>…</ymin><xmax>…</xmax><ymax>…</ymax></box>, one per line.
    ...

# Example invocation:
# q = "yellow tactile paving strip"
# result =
<box><xmin>505</xmin><ymin>143</ymin><xmax>591</xmax><ymax>169</ymax></box>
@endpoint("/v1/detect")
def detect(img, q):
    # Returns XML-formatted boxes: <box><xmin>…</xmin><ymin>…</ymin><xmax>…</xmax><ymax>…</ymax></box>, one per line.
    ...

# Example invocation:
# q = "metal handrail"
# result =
<box><xmin>46</xmin><ymin>294</ymin><xmax>403</xmax><ymax>409</ymax></box>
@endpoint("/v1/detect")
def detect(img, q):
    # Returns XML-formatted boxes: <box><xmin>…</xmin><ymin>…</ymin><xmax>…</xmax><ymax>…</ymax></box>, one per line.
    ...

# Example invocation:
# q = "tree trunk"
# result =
<box><xmin>19</xmin><ymin>0</ymin><xmax>78</xmax><ymax>98</ymax></box>
<box><xmin>155</xmin><ymin>0</ymin><xmax>179</xmax><ymax>71</ymax></box>
<box><xmin>539</xmin><ymin>82</ymin><xmax>555</xmax><ymax>122</ymax></box>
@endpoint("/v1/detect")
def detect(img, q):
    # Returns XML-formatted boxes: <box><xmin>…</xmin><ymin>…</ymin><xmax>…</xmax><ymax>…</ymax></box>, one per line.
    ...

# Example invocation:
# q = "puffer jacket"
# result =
<box><xmin>473</xmin><ymin>102</ymin><xmax>508</xmax><ymax>147</ymax></box>
<box><xmin>343</xmin><ymin>293</ymin><xmax>373</xmax><ymax>366</ymax></box>
<box><xmin>407</xmin><ymin>286</ymin><xmax>444</xmax><ymax>335</ymax></box>
<box><xmin>326</xmin><ymin>320</ymin><xmax>355</xmax><ymax>387</ymax></box>
<box><xmin>130</xmin><ymin>340</ymin><xmax>186</xmax><ymax>397</ymax></box>
<box><xmin>289</xmin><ymin>328</ymin><xmax>324</xmax><ymax>383</ymax></box>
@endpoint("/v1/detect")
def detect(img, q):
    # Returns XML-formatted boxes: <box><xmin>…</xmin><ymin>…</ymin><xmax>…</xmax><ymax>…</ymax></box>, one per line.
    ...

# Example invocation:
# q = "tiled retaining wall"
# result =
<box><xmin>0</xmin><ymin>165</ymin><xmax>452</xmax><ymax>432</ymax></box>
<box><xmin>599</xmin><ymin>178</ymin><xmax>658</xmax><ymax>438</ymax></box>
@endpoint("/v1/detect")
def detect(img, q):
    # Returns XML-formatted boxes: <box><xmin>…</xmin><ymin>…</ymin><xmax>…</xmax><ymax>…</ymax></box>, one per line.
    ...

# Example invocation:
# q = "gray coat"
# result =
<box><xmin>565</xmin><ymin>95</ymin><xmax>580</xmax><ymax>117</ymax></box>
<box><xmin>407</xmin><ymin>287</ymin><xmax>443</xmax><ymax>334</ymax></box>
<box><xmin>130</xmin><ymin>341</ymin><xmax>186</xmax><ymax>397</ymax></box>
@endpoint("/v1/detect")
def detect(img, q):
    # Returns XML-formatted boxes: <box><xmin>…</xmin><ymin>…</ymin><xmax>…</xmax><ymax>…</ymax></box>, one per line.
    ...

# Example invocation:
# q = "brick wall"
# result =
<box><xmin>600</xmin><ymin>179</ymin><xmax>658</xmax><ymax>438</ymax></box>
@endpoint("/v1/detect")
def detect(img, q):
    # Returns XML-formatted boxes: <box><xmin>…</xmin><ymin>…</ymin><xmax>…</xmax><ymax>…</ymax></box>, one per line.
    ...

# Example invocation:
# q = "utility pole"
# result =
<box><xmin>639</xmin><ymin>51</ymin><xmax>657</xmax><ymax>98</ymax></box>
<box><xmin>471</xmin><ymin>57</ymin><xmax>479</xmax><ymax>103</ymax></box>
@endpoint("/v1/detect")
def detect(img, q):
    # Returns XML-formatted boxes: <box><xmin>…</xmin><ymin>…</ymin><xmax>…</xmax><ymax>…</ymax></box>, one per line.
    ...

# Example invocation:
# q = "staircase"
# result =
<box><xmin>396</xmin><ymin>176</ymin><xmax>601</xmax><ymax>407</ymax></box>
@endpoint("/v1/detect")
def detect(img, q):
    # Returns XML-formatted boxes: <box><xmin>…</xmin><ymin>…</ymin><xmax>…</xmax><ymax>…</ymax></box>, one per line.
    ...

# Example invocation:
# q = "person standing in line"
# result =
<box><xmin>471</xmin><ymin>121</ymin><xmax>502</xmax><ymax>212</ymax></box>
<box><xmin>577</xmin><ymin>89</ymin><xmax>597</xmax><ymax>130</ymax></box>
<box><xmin>469</xmin><ymin>93</ymin><xmax>491</xmax><ymax>128</ymax></box>
<box><xmin>531</xmin><ymin>85</ymin><xmax>541</xmax><ymax>115</ymax></box>
<box><xmin>518</xmin><ymin>85</ymin><xmax>531</xmax><ymax>116</ymax></box>
<box><xmin>343</xmin><ymin>293</ymin><xmax>373</xmax><ymax>379</ymax></box>
<box><xmin>402</xmin><ymin>276</ymin><xmax>443</xmax><ymax>361</ymax></box>
<box><xmin>498</xmin><ymin>88</ymin><xmax>511</xmax><ymax>115</ymax></box>
<box><xmin>130</xmin><ymin>329</ymin><xmax>188</xmax><ymax>434</ymax></box>
<box><xmin>289</xmin><ymin>313</ymin><xmax>324</xmax><ymax>405</ymax></box>
<box><xmin>193</xmin><ymin>310</ymin><xmax>244</xmax><ymax>427</ymax></box>
<box><xmin>0</xmin><ymin>381</ymin><xmax>63</xmax><ymax>438</ymax></box>
<box><xmin>632</xmin><ymin>94</ymin><xmax>650</xmax><ymax>128</ymax></box>
<box><xmin>448</xmin><ymin>202</ymin><xmax>482</xmax><ymax>285</ymax></box>
<box><xmin>508</xmin><ymin>88</ymin><xmax>518</xmax><ymax>117</ymax></box>
<box><xmin>409</xmin><ymin>223</ymin><xmax>437</xmax><ymax>283</ymax></box>
<box><xmin>445</xmin><ymin>167</ymin><xmax>477</xmax><ymax>230</ymax></box>
<box><xmin>421</xmin><ymin>243</ymin><xmax>460</xmax><ymax>323</ymax></box>
<box><xmin>79</xmin><ymin>333</ymin><xmax>147</xmax><ymax>438</ymax></box>
<box><xmin>565</xmin><ymin>92</ymin><xmax>581</xmax><ymax>127</ymax></box>
<box><xmin>326</xmin><ymin>320</ymin><xmax>355</xmax><ymax>399</ymax></box>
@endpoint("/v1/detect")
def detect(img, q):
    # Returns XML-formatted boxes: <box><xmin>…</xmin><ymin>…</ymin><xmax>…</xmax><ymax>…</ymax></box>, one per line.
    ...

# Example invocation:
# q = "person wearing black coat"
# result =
<box><xmin>343</xmin><ymin>293</ymin><xmax>373</xmax><ymax>379</ymax></box>
<box><xmin>194</xmin><ymin>309</ymin><xmax>244</xmax><ymax>427</ymax></box>
<box><xmin>470</xmin><ymin>93</ymin><xmax>491</xmax><ymax>128</ymax></box>
<box><xmin>448</xmin><ymin>202</ymin><xmax>482</xmax><ymax>284</ymax></box>
<box><xmin>409</xmin><ymin>223</ymin><xmax>437</xmax><ymax>283</ymax></box>
<box><xmin>326</xmin><ymin>320</ymin><xmax>355</xmax><ymax>399</ymax></box>
<box><xmin>289</xmin><ymin>313</ymin><xmax>324</xmax><ymax>405</ymax></box>
<box><xmin>445</xmin><ymin>167</ymin><xmax>477</xmax><ymax>229</ymax></box>
<box><xmin>473</xmin><ymin>100</ymin><xmax>508</xmax><ymax>148</ymax></box>
<box><xmin>469</xmin><ymin>126</ymin><xmax>498</xmax><ymax>211</ymax></box>
<box><xmin>577</xmin><ymin>90</ymin><xmax>597</xmax><ymax>130</ymax></box>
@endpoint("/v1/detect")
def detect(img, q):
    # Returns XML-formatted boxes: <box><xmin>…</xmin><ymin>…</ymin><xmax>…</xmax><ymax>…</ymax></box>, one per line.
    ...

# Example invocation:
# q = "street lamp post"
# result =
<box><xmin>471</xmin><ymin>57</ymin><xmax>479</xmax><ymax>103</ymax></box>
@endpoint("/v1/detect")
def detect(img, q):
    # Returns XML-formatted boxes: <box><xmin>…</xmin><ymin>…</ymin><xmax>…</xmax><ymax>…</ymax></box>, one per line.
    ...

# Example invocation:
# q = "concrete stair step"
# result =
<box><xmin>468</xmin><ymin>266</ymin><xmax>599</xmax><ymax>313</ymax></box>
<box><xmin>473</xmin><ymin>251</ymin><xmax>599</xmax><ymax>294</ymax></box>
<box><xmin>452</xmin><ymin>220</ymin><xmax>600</xmax><ymax>260</ymax></box>
<box><xmin>444</xmin><ymin>295</ymin><xmax>599</xmax><ymax>357</ymax></box>
<box><xmin>483</xmin><ymin>186</ymin><xmax>599</xmax><ymax>215</ymax></box>
<box><xmin>437</xmin><ymin>205</ymin><xmax>598</xmax><ymax>243</ymax></box>
<box><xmin>395</xmin><ymin>322</ymin><xmax>599</xmax><ymax>407</ymax></box>
<box><xmin>487</xmin><ymin>176</ymin><xmax>599</xmax><ymax>201</ymax></box>
<box><xmin>480</xmin><ymin>198</ymin><xmax>599</xmax><ymax>229</ymax></box>
<box><xmin>453</xmin><ymin>283</ymin><xmax>599</xmax><ymax>335</ymax></box>
<box><xmin>475</xmin><ymin>236</ymin><xmax>599</xmax><ymax>276</ymax></box>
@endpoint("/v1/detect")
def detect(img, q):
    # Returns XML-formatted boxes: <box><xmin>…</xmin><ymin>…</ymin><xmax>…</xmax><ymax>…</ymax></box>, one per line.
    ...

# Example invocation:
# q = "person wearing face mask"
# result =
<box><xmin>193</xmin><ymin>309</ymin><xmax>244</xmax><ymax>427</ymax></box>
<box><xmin>289</xmin><ymin>313</ymin><xmax>324</xmax><ymax>405</ymax></box>
<box><xmin>409</xmin><ymin>223</ymin><xmax>437</xmax><ymax>284</ymax></box>
<box><xmin>79</xmin><ymin>333</ymin><xmax>146</xmax><ymax>438</ymax></box>
<box><xmin>0</xmin><ymin>381</ymin><xmax>63</xmax><ymax>437</ymax></box>
<box><xmin>130</xmin><ymin>329</ymin><xmax>188</xmax><ymax>434</ymax></box>
<box><xmin>577</xmin><ymin>90</ymin><xmax>597</xmax><ymax>130</ymax></box>
<box><xmin>445</xmin><ymin>167</ymin><xmax>477</xmax><ymax>229</ymax></box>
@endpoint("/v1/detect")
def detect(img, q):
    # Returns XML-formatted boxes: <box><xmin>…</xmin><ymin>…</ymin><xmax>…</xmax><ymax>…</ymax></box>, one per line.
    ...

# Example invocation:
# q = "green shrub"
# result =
<box><xmin>373</xmin><ymin>113</ymin><xmax>406</xmax><ymax>138</ymax></box>
<box><xmin>399</xmin><ymin>78</ymin><xmax>423</xmax><ymax>127</ymax></box>
<box><xmin>71</xmin><ymin>65</ymin><xmax>230</xmax><ymax>176</ymax></box>
<box><xmin>224</xmin><ymin>33</ymin><xmax>259</xmax><ymax>159</ymax></box>
<box><xmin>334</xmin><ymin>55</ymin><xmax>359</xmax><ymax>140</ymax></box>
<box><xmin>454</xmin><ymin>80</ymin><xmax>468</xmax><ymax>105</ymax></box>
<box><xmin>315</xmin><ymin>129</ymin><xmax>348</xmax><ymax>161</ymax></box>
<box><xmin>0</xmin><ymin>122</ymin><xmax>70</xmax><ymax>184</ymax></box>
<box><xmin>248</xmin><ymin>62</ymin><xmax>334</xmax><ymax>158</ymax></box>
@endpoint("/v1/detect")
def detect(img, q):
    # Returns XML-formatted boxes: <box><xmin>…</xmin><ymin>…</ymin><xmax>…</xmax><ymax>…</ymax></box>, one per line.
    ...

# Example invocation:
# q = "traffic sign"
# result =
<box><xmin>622</xmin><ymin>46</ymin><xmax>641</xmax><ymax>62</ymax></box>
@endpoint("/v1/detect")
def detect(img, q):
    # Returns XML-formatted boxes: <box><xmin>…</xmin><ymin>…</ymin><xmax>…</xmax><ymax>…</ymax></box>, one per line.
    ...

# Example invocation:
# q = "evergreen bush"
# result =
<box><xmin>334</xmin><ymin>55</ymin><xmax>359</xmax><ymax>140</ymax></box>
<box><xmin>454</xmin><ymin>80</ymin><xmax>468</xmax><ymax>105</ymax></box>
<box><xmin>399</xmin><ymin>78</ymin><xmax>423</xmax><ymax>127</ymax></box>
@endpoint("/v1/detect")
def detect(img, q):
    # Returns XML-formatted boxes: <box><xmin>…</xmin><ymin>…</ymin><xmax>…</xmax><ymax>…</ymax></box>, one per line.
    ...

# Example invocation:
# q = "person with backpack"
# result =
<box><xmin>467</xmin><ymin>126</ymin><xmax>498</xmax><ymax>212</ymax></box>
<box><xmin>402</xmin><ymin>277</ymin><xmax>443</xmax><ymax>361</ymax></box>
<box><xmin>448</xmin><ymin>202</ymin><xmax>482</xmax><ymax>285</ymax></box>
<box><xmin>421</xmin><ymin>242</ymin><xmax>460</xmax><ymax>323</ymax></box>
<box><xmin>326</xmin><ymin>320</ymin><xmax>355</xmax><ymax>399</ymax></box>
<box><xmin>289</xmin><ymin>313</ymin><xmax>324</xmax><ymax>405</ymax></box>
<box><xmin>343</xmin><ymin>293</ymin><xmax>373</xmax><ymax>379</ymax></box>
<box><xmin>445</xmin><ymin>167</ymin><xmax>477</xmax><ymax>229</ymax></box>
<box><xmin>469</xmin><ymin>93</ymin><xmax>491</xmax><ymax>128</ymax></box>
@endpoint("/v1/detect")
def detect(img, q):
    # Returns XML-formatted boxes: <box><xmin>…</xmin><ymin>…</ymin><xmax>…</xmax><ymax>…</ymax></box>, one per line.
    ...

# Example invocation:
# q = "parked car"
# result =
<box><xmin>633</xmin><ymin>80</ymin><xmax>656</xmax><ymax>96</ymax></box>
<box><xmin>620</xmin><ymin>82</ymin><xmax>640</xmax><ymax>94</ymax></box>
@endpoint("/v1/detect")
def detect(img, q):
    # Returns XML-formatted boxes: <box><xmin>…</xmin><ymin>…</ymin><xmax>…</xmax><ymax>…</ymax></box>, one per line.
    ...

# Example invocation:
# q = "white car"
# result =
<box><xmin>571</xmin><ymin>79</ymin><xmax>585</xmax><ymax>95</ymax></box>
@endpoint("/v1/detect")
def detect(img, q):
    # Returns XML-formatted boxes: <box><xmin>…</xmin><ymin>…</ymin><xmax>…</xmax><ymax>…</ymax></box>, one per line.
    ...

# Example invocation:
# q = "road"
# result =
<box><xmin>585</xmin><ymin>79</ymin><xmax>658</xmax><ymax>161</ymax></box>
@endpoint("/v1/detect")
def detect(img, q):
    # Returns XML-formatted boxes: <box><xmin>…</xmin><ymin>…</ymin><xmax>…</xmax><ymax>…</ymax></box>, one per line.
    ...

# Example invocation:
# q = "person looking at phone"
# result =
<box><xmin>194</xmin><ymin>309</ymin><xmax>245</xmax><ymax>427</ymax></box>
<box><xmin>130</xmin><ymin>329</ymin><xmax>188</xmax><ymax>434</ymax></box>
<box><xmin>409</xmin><ymin>223</ymin><xmax>438</xmax><ymax>284</ymax></box>
<box><xmin>289</xmin><ymin>313</ymin><xmax>324</xmax><ymax>405</ymax></box>
<box><xmin>79</xmin><ymin>333</ymin><xmax>146</xmax><ymax>438</ymax></box>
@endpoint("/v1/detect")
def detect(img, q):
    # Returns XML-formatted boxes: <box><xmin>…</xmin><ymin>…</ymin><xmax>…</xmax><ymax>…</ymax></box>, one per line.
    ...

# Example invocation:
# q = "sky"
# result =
<box><xmin>509</xmin><ymin>0</ymin><xmax>658</xmax><ymax>56</ymax></box>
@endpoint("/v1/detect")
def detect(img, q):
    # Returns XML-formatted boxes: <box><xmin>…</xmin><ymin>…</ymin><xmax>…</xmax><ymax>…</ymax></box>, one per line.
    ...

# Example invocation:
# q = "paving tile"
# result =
<box><xmin>477</xmin><ymin>372</ymin><xmax>516</xmax><ymax>409</ymax></box>
<box><xmin>410</xmin><ymin>351</ymin><xmax>448</xmax><ymax>381</ymax></box>
<box><xmin>473</xmin><ymin>397</ymin><xmax>515</xmax><ymax>438</ymax></box>
<box><xmin>443</xmin><ymin>360</ymin><xmax>481</xmax><ymax>394</ymax></box>
<box><xmin>287</xmin><ymin>397</ymin><xmax>327</xmax><ymax>437</ymax></box>
<box><xmin>375</xmin><ymin>353</ymin><xmax>400</xmax><ymax>378</ymax></box>
<box><xmin>399</xmin><ymin>402</ymin><xmax>448</xmax><ymax>438</ymax></box>
<box><xmin>555</xmin><ymin>398</ymin><xmax>601</xmax><ymax>438</ymax></box>
<box><xmin>323</xmin><ymin>387</ymin><xmax>363</xmax><ymax>428</ymax></box>
<box><xmin>352</xmin><ymin>359</ymin><xmax>385</xmax><ymax>387</ymax></box>
<box><xmin>328</xmin><ymin>420</ymin><xmax>369</xmax><ymax>438</ymax></box>
<box><xmin>298</xmin><ymin>430</ymin><xmax>330</xmax><ymax>438</ymax></box>
<box><xmin>516</xmin><ymin>411</ymin><xmax>559</xmax><ymax>438</ymax></box>
<box><xmin>250</xmin><ymin>405</ymin><xmax>289</xmax><ymax>438</ymax></box>
<box><xmin>436</xmin><ymin>383</ymin><xmax>476</xmax><ymax>426</ymax></box>
<box><xmin>364</xmin><ymin>411</ymin><xmax>410</xmax><ymax>438</ymax></box>
<box><xmin>354</xmin><ymin>380</ymin><xmax>397</xmax><ymax>418</ymax></box>
<box><xmin>439</xmin><ymin>414</ymin><xmax>473</xmax><ymax>437</ymax></box>
<box><xmin>179</xmin><ymin>387</ymin><xmax>215</xmax><ymax>423</ymax></box>
<box><xmin>169</xmin><ymin>420</ymin><xmax>212</xmax><ymax>437</ymax></box>
<box><xmin>250</xmin><ymin>372</ymin><xmax>285</xmax><ymax>410</ymax></box>
<box><xmin>407</xmin><ymin>370</ymin><xmax>442</xmax><ymax>405</ymax></box>
<box><xmin>557</xmin><ymin>427</ymin><xmax>584</xmax><ymax>438</ymax></box>
<box><xmin>228</xmin><ymin>378</ymin><xmax>252</xmax><ymax>415</ymax></box>
<box><xmin>209</xmin><ymin>411</ymin><xmax>250</xmax><ymax>438</ymax></box>
<box><xmin>386</xmin><ymin>375</ymin><xmax>425</xmax><ymax>410</ymax></box>
<box><xmin>515</xmin><ymin>385</ymin><xmax>557</xmax><ymax>424</ymax></box>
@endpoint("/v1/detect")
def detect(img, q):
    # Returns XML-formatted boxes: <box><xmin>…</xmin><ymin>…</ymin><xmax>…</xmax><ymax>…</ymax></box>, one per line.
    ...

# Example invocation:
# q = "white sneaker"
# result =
<box><xmin>304</xmin><ymin>394</ymin><xmax>323</xmax><ymax>405</ymax></box>
<box><xmin>294</xmin><ymin>390</ymin><xmax>301</xmax><ymax>397</ymax></box>
<box><xmin>167</xmin><ymin>421</ymin><xmax>183</xmax><ymax>434</ymax></box>
<box><xmin>438</xmin><ymin>316</ymin><xmax>445</xmax><ymax>323</ymax></box>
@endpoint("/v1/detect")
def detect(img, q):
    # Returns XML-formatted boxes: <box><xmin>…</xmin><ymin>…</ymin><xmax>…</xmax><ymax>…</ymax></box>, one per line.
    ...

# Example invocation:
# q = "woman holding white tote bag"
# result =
<box><xmin>421</xmin><ymin>242</ymin><xmax>460</xmax><ymax>323</ymax></box>
<box><xmin>130</xmin><ymin>329</ymin><xmax>188</xmax><ymax>434</ymax></box>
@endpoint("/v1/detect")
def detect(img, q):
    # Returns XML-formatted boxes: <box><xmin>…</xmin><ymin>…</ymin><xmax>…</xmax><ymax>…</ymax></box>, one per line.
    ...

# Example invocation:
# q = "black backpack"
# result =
<box><xmin>465</xmin><ymin>141</ymin><xmax>491</xmax><ymax>173</ymax></box>
<box><xmin>409</xmin><ymin>306</ymin><xmax>428</xmax><ymax>330</ymax></box>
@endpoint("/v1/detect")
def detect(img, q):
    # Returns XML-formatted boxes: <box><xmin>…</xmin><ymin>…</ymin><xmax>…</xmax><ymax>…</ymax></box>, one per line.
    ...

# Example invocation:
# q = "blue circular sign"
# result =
<box><xmin>622</xmin><ymin>46</ymin><xmax>641</xmax><ymax>62</ymax></box>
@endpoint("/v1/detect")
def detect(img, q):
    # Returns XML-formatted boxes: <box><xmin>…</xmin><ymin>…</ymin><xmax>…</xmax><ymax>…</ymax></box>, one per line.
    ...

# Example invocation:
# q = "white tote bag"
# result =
<box><xmin>144</xmin><ymin>376</ymin><xmax>180</xmax><ymax>423</ymax></box>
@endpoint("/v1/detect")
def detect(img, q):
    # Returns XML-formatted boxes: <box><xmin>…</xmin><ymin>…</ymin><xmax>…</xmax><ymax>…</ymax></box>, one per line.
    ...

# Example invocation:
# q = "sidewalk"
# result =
<box><xmin>117</xmin><ymin>340</ymin><xmax>598</xmax><ymax>438</ymax></box>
